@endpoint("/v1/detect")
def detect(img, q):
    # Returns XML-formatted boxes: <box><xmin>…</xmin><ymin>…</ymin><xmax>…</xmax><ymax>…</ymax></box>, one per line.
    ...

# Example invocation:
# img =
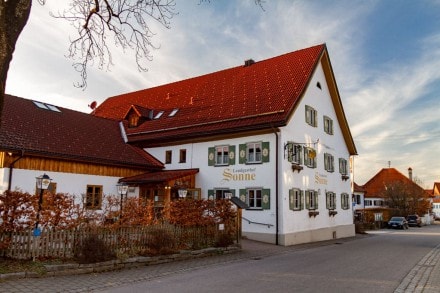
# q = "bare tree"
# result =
<box><xmin>0</xmin><ymin>0</ymin><xmax>176</xmax><ymax>120</ymax></box>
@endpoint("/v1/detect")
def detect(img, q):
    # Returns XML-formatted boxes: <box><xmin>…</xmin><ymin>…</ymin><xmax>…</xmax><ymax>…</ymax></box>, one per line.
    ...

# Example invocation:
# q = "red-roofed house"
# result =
<box><xmin>356</xmin><ymin>168</ymin><xmax>432</xmax><ymax>224</ymax></box>
<box><xmin>0</xmin><ymin>94</ymin><xmax>163</xmax><ymax>210</ymax></box>
<box><xmin>430</xmin><ymin>182</ymin><xmax>440</xmax><ymax>219</ymax></box>
<box><xmin>93</xmin><ymin>44</ymin><xmax>358</xmax><ymax>245</ymax></box>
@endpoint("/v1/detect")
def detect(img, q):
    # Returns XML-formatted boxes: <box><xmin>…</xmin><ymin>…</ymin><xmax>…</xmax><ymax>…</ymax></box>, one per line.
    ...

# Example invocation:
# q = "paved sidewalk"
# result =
<box><xmin>0</xmin><ymin>234</ymin><xmax>439</xmax><ymax>293</ymax></box>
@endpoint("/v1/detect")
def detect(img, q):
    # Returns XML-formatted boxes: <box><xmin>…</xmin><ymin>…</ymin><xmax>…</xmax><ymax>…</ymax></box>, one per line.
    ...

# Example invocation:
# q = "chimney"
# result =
<box><xmin>244</xmin><ymin>59</ymin><xmax>255</xmax><ymax>67</ymax></box>
<box><xmin>408</xmin><ymin>167</ymin><xmax>413</xmax><ymax>181</ymax></box>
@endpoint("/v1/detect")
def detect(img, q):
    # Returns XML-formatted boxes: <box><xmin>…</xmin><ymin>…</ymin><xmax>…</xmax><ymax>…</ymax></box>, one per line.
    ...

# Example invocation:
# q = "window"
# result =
<box><xmin>305</xmin><ymin>105</ymin><xmax>317</xmax><ymax>127</ymax></box>
<box><xmin>323</xmin><ymin>116</ymin><xmax>333</xmax><ymax>135</ymax></box>
<box><xmin>165</xmin><ymin>150</ymin><xmax>172</xmax><ymax>164</ymax></box>
<box><xmin>304</xmin><ymin>147</ymin><xmax>317</xmax><ymax>168</ymax></box>
<box><xmin>356</xmin><ymin>194</ymin><xmax>361</xmax><ymax>205</ymax></box>
<box><xmin>289</xmin><ymin>188</ymin><xmax>303</xmax><ymax>211</ymax></box>
<box><xmin>169</xmin><ymin>108</ymin><xmax>179</xmax><ymax>117</ymax></box>
<box><xmin>128</xmin><ymin>113</ymin><xmax>140</xmax><ymax>128</ymax></box>
<box><xmin>208</xmin><ymin>145</ymin><xmax>235</xmax><ymax>166</ymax></box>
<box><xmin>239</xmin><ymin>188</ymin><xmax>270</xmax><ymax>209</ymax></box>
<box><xmin>286</xmin><ymin>143</ymin><xmax>302</xmax><ymax>165</ymax></box>
<box><xmin>364</xmin><ymin>200</ymin><xmax>372</xmax><ymax>206</ymax></box>
<box><xmin>179</xmin><ymin>149</ymin><xmax>186</xmax><ymax>163</ymax></box>
<box><xmin>186</xmin><ymin>188</ymin><xmax>201</xmax><ymax>200</ymax></box>
<box><xmin>324</xmin><ymin>153</ymin><xmax>334</xmax><ymax>172</ymax></box>
<box><xmin>247</xmin><ymin>142</ymin><xmax>262</xmax><ymax>163</ymax></box>
<box><xmin>339</xmin><ymin>158</ymin><xmax>348</xmax><ymax>175</ymax></box>
<box><xmin>154</xmin><ymin>111</ymin><xmax>164</xmax><ymax>119</ymax></box>
<box><xmin>374</xmin><ymin>200</ymin><xmax>383</xmax><ymax>206</ymax></box>
<box><xmin>239</xmin><ymin>142</ymin><xmax>270</xmax><ymax>164</ymax></box>
<box><xmin>341</xmin><ymin>193</ymin><xmax>350</xmax><ymax>210</ymax></box>
<box><xmin>86</xmin><ymin>185</ymin><xmax>102</xmax><ymax>210</ymax></box>
<box><xmin>305</xmin><ymin>190</ymin><xmax>318</xmax><ymax>210</ymax></box>
<box><xmin>208</xmin><ymin>189</ymin><xmax>235</xmax><ymax>200</ymax></box>
<box><xmin>326</xmin><ymin>191</ymin><xmax>336</xmax><ymax>210</ymax></box>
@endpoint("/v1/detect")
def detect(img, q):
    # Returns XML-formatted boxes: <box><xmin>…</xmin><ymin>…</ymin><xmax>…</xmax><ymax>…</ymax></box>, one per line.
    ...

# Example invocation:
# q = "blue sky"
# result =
<box><xmin>5</xmin><ymin>0</ymin><xmax>440</xmax><ymax>188</ymax></box>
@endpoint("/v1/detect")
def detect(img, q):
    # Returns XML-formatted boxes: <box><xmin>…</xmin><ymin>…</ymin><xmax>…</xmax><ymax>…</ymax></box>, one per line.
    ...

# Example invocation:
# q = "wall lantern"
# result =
<box><xmin>178</xmin><ymin>188</ymin><xmax>187</xmax><ymax>199</ymax></box>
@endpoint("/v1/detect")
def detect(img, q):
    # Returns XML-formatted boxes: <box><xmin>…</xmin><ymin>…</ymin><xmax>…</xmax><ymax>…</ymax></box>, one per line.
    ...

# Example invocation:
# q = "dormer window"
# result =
<box><xmin>128</xmin><ymin>113</ymin><xmax>140</xmax><ymax>128</ymax></box>
<box><xmin>169</xmin><ymin>108</ymin><xmax>179</xmax><ymax>117</ymax></box>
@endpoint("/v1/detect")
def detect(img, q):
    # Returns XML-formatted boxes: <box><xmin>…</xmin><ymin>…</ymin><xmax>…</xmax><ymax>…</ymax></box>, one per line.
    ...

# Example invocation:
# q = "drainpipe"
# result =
<box><xmin>272</xmin><ymin>128</ymin><xmax>280</xmax><ymax>246</ymax></box>
<box><xmin>8</xmin><ymin>150</ymin><xmax>24</xmax><ymax>191</ymax></box>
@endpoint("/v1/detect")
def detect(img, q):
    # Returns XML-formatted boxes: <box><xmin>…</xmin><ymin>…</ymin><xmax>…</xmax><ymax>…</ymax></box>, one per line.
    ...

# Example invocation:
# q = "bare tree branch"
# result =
<box><xmin>51</xmin><ymin>0</ymin><xmax>177</xmax><ymax>89</ymax></box>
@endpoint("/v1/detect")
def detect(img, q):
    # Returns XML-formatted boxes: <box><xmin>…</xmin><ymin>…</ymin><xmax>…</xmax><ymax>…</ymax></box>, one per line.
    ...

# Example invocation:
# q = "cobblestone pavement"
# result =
<box><xmin>1</xmin><ymin>234</ymin><xmax>440</xmax><ymax>293</ymax></box>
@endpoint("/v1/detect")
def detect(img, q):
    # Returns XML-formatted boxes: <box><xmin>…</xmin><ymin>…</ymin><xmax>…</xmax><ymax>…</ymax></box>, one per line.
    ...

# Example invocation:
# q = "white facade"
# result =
<box><xmin>146</xmin><ymin>63</ymin><xmax>355</xmax><ymax>245</ymax></box>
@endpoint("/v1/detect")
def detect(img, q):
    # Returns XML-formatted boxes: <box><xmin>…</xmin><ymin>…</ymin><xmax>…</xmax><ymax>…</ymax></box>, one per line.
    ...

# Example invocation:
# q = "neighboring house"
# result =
<box><xmin>430</xmin><ymin>182</ymin><xmax>440</xmax><ymax>219</ymax></box>
<box><xmin>356</xmin><ymin>167</ymin><xmax>432</xmax><ymax>224</ymax></box>
<box><xmin>353</xmin><ymin>182</ymin><xmax>366</xmax><ymax>222</ymax></box>
<box><xmin>0</xmin><ymin>95</ymin><xmax>164</xmax><ymax>209</ymax></box>
<box><xmin>93</xmin><ymin>44</ymin><xmax>358</xmax><ymax>245</ymax></box>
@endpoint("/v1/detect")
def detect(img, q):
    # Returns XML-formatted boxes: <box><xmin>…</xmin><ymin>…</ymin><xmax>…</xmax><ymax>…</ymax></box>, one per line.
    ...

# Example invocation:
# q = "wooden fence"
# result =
<box><xmin>0</xmin><ymin>222</ymin><xmax>236</xmax><ymax>260</ymax></box>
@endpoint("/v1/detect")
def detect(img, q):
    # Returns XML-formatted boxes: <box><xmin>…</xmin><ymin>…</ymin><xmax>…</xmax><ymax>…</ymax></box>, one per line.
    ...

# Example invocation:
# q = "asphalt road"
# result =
<box><xmin>103</xmin><ymin>225</ymin><xmax>440</xmax><ymax>293</ymax></box>
<box><xmin>2</xmin><ymin>225</ymin><xmax>440</xmax><ymax>292</ymax></box>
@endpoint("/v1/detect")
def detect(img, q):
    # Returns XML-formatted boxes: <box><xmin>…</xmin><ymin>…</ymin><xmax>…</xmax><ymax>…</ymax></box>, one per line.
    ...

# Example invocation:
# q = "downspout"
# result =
<box><xmin>271</xmin><ymin>127</ymin><xmax>280</xmax><ymax>246</ymax></box>
<box><xmin>8</xmin><ymin>150</ymin><xmax>24</xmax><ymax>191</ymax></box>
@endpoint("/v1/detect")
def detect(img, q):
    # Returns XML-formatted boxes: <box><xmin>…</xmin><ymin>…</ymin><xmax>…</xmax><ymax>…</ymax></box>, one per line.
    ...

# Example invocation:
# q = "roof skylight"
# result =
<box><xmin>32</xmin><ymin>101</ymin><xmax>62</xmax><ymax>112</ymax></box>
<box><xmin>169</xmin><ymin>108</ymin><xmax>179</xmax><ymax>117</ymax></box>
<box><xmin>154</xmin><ymin>111</ymin><xmax>164</xmax><ymax>119</ymax></box>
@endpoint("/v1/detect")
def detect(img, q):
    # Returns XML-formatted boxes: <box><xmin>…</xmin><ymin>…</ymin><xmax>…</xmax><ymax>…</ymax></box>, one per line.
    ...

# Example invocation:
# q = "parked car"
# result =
<box><xmin>388</xmin><ymin>217</ymin><xmax>409</xmax><ymax>229</ymax></box>
<box><xmin>407</xmin><ymin>215</ymin><xmax>422</xmax><ymax>227</ymax></box>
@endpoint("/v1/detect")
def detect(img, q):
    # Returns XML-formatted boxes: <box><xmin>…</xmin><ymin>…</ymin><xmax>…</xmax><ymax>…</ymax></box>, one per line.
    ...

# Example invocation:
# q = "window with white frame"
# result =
<box><xmin>324</xmin><ymin>153</ymin><xmax>334</xmax><ymax>172</ymax></box>
<box><xmin>247</xmin><ymin>142</ymin><xmax>262</xmax><ymax>163</ymax></box>
<box><xmin>326</xmin><ymin>191</ymin><xmax>336</xmax><ymax>210</ymax></box>
<box><xmin>289</xmin><ymin>188</ymin><xmax>303</xmax><ymax>211</ymax></box>
<box><xmin>341</xmin><ymin>193</ymin><xmax>350</xmax><ymax>210</ymax></box>
<box><xmin>239</xmin><ymin>188</ymin><xmax>270</xmax><ymax>209</ymax></box>
<box><xmin>323</xmin><ymin>116</ymin><xmax>333</xmax><ymax>135</ymax></box>
<box><xmin>305</xmin><ymin>190</ymin><xmax>318</xmax><ymax>210</ymax></box>
<box><xmin>304</xmin><ymin>147</ymin><xmax>317</xmax><ymax>168</ymax></box>
<box><xmin>339</xmin><ymin>158</ymin><xmax>348</xmax><ymax>175</ymax></box>
<box><xmin>207</xmin><ymin>188</ymin><xmax>235</xmax><ymax>200</ymax></box>
<box><xmin>239</xmin><ymin>142</ymin><xmax>270</xmax><ymax>164</ymax></box>
<box><xmin>305</xmin><ymin>105</ymin><xmax>318</xmax><ymax>127</ymax></box>
<box><xmin>208</xmin><ymin>145</ymin><xmax>235</xmax><ymax>166</ymax></box>
<box><xmin>364</xmin><ymin>200</ymin><xmax>372</xmax><ymax>206</ymax></box>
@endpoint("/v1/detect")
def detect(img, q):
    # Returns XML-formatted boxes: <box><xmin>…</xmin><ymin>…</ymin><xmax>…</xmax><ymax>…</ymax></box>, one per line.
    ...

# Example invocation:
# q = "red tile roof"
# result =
<box><xmin>0</xmin><ymin>95</ymin><xmax>163</xmax><ymax>169</ymax></box>
<box><xmin>363</xmin><ymin>168</ymin><xmax>428</xmax><ymax>198</ymax></box>
<box><xmin>93</xmin><ymin>44</ymin><xmax>357</xmax><ymax>153</ymax></box>
<box><xmin>353</xmin><ymin>182</ymin><xmax>366</xmax><ymax>193</ymax></box>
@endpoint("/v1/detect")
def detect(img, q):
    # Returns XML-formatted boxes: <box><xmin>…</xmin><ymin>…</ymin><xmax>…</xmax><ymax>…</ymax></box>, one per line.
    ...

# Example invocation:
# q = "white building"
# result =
<box><xmin>94</xmin><ymin>44</ymin><xmax>358</xmax><ymax>245</ymax></box>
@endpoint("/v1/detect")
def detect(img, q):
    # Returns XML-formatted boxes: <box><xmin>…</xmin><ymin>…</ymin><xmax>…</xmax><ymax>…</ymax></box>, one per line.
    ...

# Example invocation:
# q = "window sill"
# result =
<box><xmin>341</xmin><ymin>175</ymin><xmax>349</xmax><ymax>181</ymax></box>
<box><xmin>329</xmin><ymin>210</ymin><xmax>338</xmax><ymax>217</ymax></box>
<box><xmin>246</xmin><ymin>208</ymin><xmax>263</xmax><ymax>211</ymax></box>
<box><xmin>291</xmin><ymin>164</ymin><xmax>303</xmax><ymax>173</ymax></box>
<box><xmin>308</xmin><ymin>210</ymin><xmax>319</xmax><ymax>217</ymax></box>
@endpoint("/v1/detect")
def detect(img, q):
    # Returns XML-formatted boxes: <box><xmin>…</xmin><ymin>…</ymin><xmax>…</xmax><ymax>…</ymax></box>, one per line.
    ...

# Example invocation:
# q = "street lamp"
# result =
<box><xmin>35</xmin><ymin>173</ymin><xmax>52</xmax><ymax>231</ymax></box>
<box><xmin>117</xmin><ymin>182</ymin><xmax>129</xmax><ymax>219</ymax></box>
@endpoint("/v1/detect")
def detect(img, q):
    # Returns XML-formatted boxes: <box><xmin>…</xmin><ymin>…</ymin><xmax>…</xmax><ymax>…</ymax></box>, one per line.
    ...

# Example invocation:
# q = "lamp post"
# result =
<box><xmin>35</xmin><ymin>173</ymin><xmax>52</xmax><ymax>232</ymax></box>
<box><xmin>117</xmin><ymin>182</ymin><xmax>129</xmax><ymax>219</ymax></box>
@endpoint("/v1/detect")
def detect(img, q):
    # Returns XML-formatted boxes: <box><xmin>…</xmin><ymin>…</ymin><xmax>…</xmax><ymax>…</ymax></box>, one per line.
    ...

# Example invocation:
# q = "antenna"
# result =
<box><xmin>88</xmin><ymin>101</ymin><xmax>97</xmax><ymax>110</ymax></box>
<box><xmin>388</xmin><ymin>161</ymin><xmax>391</xmax><ymax>168</ymax></box>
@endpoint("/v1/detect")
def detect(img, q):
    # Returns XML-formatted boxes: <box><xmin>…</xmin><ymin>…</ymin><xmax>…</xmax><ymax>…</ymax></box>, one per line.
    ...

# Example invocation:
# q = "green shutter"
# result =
<box><xmin>229</xmin><ymin>145</ymin><xmax>236</xmax><ymax>165</ymax></box>
<box><xmin>262</xmin><ymin>141</ymin><xmax>270</xmax><ymax>163</ymax></box>
<box><xmin>289</xmin><ymin>189</ymin><xmax>294</xmax><ymax>210</ymax></box>
<box><xmin>229</xmin><ymin>189</ymin><xmax>236</xmax><ymax>198</ymax></box>
<box><xmin>324</xmin><ymin>153</ymin><xmax>329</xmax><ymax>170</ymax></box>
<box><xmin>239</xmin><ymin>189</ymin><xmax>247</xmax><ymax>204</ymax></box>
<box><xmin>314</xmin><ymin>191</ymin><xmax>319</xmax><ymax>209</ymax></box>
<box><xmin>239</xmin><ymin>144</ymin><xmax>247</xmax><ymax>164</ymax></box>
<box><xmin>262</xmin><ymin>188</ymin><xmax>270</xmax><ymax>209</ymax></box>
<box><xmin>208</xmin><ymin>147</ymin><xmax>215</xmax><ymax>166</ymax></box>
<box><xmin>208</xmin><ymin>189</ymin><xmax>215</xmax><ymax>200</ymax></box>
<box><xmin>300</xmin><ymin>190</ymin><xmax>304</xmax><ymax>210</ymax></box>
<box><xmin>287</xmin><ymin>143</ymin><xmax>293</xmax><ymax>162</ymax></box>
<box><xmin>305</xmin><ymin>191</ymin><xmax>310</xmax><ymax>209</ymax></box>
<box><xmin>326</xmin><ymin>192</ymin><xmax>330</xmax><ymax>209</ymax></box>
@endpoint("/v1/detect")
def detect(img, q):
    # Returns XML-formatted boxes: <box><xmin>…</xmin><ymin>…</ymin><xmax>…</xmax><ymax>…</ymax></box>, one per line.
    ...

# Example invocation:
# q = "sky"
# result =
<box><xmin>5</xmin><ymin>0</ymin><xmax>440</xmax><ymax>189</ymax></box>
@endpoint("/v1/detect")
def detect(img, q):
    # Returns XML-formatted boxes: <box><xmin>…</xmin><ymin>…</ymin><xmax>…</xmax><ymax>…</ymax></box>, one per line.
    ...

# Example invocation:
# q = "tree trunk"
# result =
<box><xmin>0</xmin><ymin>0</ymin><xmax>32</xmax><ymax>122</ymax></box>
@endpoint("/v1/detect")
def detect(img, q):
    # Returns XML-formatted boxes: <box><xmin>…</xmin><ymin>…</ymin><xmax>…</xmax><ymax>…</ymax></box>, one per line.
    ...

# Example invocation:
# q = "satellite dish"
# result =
<box><xmin>89</xmin><ymin>101</ymin><xmax>97</xmax><ymax>110</ymax></box>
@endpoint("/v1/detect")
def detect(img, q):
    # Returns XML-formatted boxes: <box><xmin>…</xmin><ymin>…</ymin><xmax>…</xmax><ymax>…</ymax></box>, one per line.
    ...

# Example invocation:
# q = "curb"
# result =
<box><xmin>0</xmin><ymin>246</ymin><xmax>241</xmax><ymax>281</ymax></box>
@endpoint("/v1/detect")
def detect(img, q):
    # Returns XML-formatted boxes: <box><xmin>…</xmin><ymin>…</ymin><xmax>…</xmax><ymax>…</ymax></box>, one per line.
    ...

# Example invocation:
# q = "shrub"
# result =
<box><xmin>74</xmin><ymin>234</ymin><xmax>115</xmax><ymax>264</ymax></box>
<box><xmin>140</xmin><ymin>228</ymin><xmax>177</xmax><ymax>256</ymax></box>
